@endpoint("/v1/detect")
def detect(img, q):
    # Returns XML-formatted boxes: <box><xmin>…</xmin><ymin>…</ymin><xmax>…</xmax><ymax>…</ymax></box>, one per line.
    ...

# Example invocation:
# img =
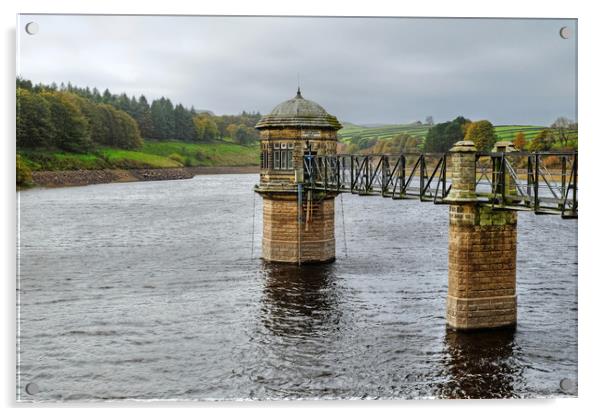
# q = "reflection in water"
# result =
<box><xmin>248</xmin><ymin>262</ymin><xmax>348</xmax><ymax>399</ymax></box>
<box><xmin>259</xmin><ymin>261</ymin><xmax>342</xmax><ymax>338</ymax></box>
<box><xmin>439</xmin><ymin>327</ymin><xmax>523</xmax><ymax>398</ymax></box>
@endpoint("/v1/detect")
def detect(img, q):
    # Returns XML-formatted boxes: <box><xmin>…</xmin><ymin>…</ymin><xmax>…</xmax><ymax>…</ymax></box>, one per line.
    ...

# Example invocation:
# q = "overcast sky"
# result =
<box><xmin>17</xmin><ymin>15</ymin><xmax>577</xmax><ymax>126</ymax></box>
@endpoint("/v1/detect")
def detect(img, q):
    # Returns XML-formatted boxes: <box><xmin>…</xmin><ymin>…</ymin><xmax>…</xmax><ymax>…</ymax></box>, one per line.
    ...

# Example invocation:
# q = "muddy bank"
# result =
<box><xmin>31</xmin><ymin>166</ymin><xmax>259</xmax><ymax>188</ymax></box>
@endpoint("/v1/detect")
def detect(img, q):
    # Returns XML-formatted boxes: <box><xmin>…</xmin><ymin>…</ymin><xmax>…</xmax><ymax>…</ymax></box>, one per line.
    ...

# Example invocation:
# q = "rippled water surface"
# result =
<box><xmin>17</xmin><ymin>174</ymin><xmax>577</xmax><ymax>401</ymax></box>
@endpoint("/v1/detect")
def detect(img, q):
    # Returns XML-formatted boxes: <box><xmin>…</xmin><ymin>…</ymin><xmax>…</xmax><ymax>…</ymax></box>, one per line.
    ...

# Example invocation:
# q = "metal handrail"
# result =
<box><xmin>303</xmin><ymin>151</ymin><xmax>577</xmax><ymax>218</ymax></box>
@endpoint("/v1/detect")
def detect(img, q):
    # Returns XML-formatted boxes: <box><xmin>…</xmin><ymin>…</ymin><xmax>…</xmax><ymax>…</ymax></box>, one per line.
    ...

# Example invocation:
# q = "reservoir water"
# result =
<box><xmin>17</xmin><ymin>174</ymin><xmax>578</xmax><ymax>401</ymax></box>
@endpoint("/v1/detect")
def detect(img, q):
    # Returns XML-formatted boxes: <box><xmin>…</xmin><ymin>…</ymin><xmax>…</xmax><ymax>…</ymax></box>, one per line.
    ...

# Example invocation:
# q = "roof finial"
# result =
<box><xmin>296</xmin><ymin>73</ymin><xmax>302</xmax><ymax>98</ymax></box>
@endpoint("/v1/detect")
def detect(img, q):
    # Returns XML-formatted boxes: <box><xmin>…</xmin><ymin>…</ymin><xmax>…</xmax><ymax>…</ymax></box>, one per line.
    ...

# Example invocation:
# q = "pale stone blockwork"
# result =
<box><xmin>262</xmin><ymin>196</ymin><xmax>336</xmax><ymax>263</ymax></box>
<box><xmin>447</xmin><ymin>204</ymin><xmax>517</xmax><ymax>330</ymax></box>
<box><xmin>446</xmin><ymin>140</ymin><xmax>518</xmax><ymax>331</ymax></box>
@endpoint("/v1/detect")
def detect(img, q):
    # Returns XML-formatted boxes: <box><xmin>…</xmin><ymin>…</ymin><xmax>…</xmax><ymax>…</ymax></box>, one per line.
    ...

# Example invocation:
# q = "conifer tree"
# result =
<box><xmin>136</xmin><ymin>95</ymin><xmax>154</xmax><ymax>138</ymax></box>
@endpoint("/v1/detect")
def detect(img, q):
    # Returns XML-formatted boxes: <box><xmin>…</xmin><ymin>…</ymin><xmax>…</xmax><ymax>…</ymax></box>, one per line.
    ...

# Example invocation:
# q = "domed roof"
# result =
<box><xmin>256</xmin><ymin>89</ymin><xmax>342</xmax><ymax>130</ymax></box>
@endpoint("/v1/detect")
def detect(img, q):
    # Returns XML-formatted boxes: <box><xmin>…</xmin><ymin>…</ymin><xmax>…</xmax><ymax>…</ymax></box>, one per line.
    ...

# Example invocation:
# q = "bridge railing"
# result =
<box><xmin>303</xmin><ymin>151</ymin><xmax>577</xmax><ymax>218</ymax></box>
<box><xmin>477</xmin><ymin>151</ymin><xmax>577</xmax><ymax>217</ymax></box>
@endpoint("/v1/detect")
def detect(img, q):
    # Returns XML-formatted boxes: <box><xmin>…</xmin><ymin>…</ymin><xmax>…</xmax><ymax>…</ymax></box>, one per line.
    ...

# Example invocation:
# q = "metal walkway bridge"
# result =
<box><xmin>302</xmin><ymin>151</ymin><xmax>577</xmax><ymax>219</ymax></box>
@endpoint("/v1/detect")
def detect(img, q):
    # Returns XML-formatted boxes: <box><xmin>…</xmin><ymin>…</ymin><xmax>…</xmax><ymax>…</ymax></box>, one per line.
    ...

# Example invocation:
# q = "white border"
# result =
<box><xmin>3</xmin><ymin>0</ymin><xmax>600</xmax><ymax>414</ymax></box>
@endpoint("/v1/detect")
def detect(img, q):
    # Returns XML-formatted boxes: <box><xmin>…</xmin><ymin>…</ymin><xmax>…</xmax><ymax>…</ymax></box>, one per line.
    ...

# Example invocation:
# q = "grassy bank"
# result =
<box><xmin>19</xmin><ymin>139</ymin><xmax>260</xmax><ymax>171</ymax></box>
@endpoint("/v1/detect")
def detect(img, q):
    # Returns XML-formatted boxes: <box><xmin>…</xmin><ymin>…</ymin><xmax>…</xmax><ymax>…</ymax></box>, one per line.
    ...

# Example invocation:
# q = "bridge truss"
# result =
<box><xmin>302</xmin><ymin>151</ymin><xmax>577</xmax><ymax>218</ymax></box>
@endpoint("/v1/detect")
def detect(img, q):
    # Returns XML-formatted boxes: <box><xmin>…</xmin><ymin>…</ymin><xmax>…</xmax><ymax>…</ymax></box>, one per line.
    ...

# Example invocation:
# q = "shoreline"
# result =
<box><xmin>28</xmin><ymin>166</ymin><xmax>259</xmax><ymax>189</ymax></box>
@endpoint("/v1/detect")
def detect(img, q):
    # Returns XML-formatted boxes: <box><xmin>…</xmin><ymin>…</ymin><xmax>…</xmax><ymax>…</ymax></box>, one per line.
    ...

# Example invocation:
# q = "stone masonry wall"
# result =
<box><xmin>447</xmin><ymin>203</ymin><xmax>518</xmax><ymax>330</ymax></box>
<box><xmin>262</xmin><ymin>195</ymin><xmax>335</xmax><ymax>263</ymax></box>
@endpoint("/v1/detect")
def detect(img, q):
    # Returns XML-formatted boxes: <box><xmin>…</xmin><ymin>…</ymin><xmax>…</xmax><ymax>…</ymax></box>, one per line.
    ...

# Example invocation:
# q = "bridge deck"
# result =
<box><xmin>302</xmin><ymin>152</ymin><xmax>577</xmax><ymax>218</ymax></box>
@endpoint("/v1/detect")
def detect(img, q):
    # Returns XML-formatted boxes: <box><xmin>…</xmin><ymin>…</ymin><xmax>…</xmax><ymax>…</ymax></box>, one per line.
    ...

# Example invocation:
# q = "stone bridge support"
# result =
<box><xmin>446</xmin><ymin>141</ymin><xmax>518</xmax><ymax>330</ymax></box>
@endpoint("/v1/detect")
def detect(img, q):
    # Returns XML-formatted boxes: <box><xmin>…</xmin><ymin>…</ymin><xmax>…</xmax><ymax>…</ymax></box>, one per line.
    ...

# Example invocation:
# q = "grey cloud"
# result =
<box><xmin>18</xmin><ymin>15</ymin><xmax>576</xmax><ymax>125</ymax></box>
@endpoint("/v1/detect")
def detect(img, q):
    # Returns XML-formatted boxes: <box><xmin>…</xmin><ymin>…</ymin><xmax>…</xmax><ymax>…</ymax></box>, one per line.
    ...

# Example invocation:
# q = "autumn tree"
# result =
<box><xmin>347</xmin><ymin>143</ymin><xmax>360</xmax><ymax>153</ymax></box>
<box><xmin>513</xmin><ymin>131</ymin><xmax>526</xmax><ymax>150</ymax></box>
<box><xmin>194</xmin><ymin>115</ymin><xmax>219</xmax><ymax>142</ymax></box>
<box><xmin>528</xmin><ymin>129</ymin><xmax>553</xmax><ymax>152</ymax></box>
<box><xmin>390</xmin><ymin>133</ymin><xmax>420</xmax><ymax>153</ymax></box>
<box><xmin>227</xmin><ymin>124</ymin><xmax>256</xmax><ymax>145</ymax></box>
<box><xmin>402</xmin><ymin>135</ymin><xmax>419</xmax><ymax>152</ymax></box>
<box><xmin>464</xmin><ymin>120</ymin><xmax>498</xmax><ymax>151</ymax></box>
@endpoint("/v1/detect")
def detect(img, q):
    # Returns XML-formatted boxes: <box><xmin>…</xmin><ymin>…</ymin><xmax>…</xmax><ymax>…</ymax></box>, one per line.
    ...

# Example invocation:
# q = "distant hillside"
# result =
<box><xmin>338</xmin><ymin>123</ymin><xmax>551</xmax><ymax>144</ymax></box>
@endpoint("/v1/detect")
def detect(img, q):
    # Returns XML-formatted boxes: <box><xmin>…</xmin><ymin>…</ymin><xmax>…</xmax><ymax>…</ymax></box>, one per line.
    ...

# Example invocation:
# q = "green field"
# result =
<box><xmin>20</xmin><ymin>139</ymin><xmax>260</xmax><ymax>171</ymax></box>
<box><xmin>338</xmin><ymin>123</ymin><xmax>558</xmax><ymax>143</ymax></box>
<box><xmin>139</xmin><ymin>140</ymin><xmax>259</xmax><ymax>166</ymax></box>
<box><xmin>493</xmin><ymin>125</ymin><xmax>549</xmax><ymax>140</ymax></box>
<box><xmin>339</xmin><ymin>123</ymin><xmax>433</xmax><ymax>143</ymax></box>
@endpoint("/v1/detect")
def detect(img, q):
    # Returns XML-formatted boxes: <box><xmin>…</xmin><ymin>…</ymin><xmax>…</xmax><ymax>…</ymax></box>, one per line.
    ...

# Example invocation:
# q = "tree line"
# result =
<box><xmin>16</xmin><ymin>78</ymin><xmax>261</xmax><ymax>153</ymax></box>
<box><xmin>17</xmin><ymin>85</ymin><xmax>142</xmax><ymax>152</ymax></box>
<box><xmin>423</xmin><ymin>116</ymin><xmax>577</xmax><ymax>153</ymax></box>
<box><xmin>512</xmin><ymin>117</ymin><xmax>578</xmax><ymax>152</ymax></box>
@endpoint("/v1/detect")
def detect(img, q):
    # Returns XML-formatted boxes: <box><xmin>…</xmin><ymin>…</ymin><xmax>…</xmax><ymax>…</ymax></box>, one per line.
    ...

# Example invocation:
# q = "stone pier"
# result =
<box><xmin>262</xmin><ymin>195</ymin><xmax>335</xmax><ymax>263</ymax></box>
<box><xmin>446</xmin><ymin>140</ymin><xmax>518</xmax><ymax>330</ymax></box>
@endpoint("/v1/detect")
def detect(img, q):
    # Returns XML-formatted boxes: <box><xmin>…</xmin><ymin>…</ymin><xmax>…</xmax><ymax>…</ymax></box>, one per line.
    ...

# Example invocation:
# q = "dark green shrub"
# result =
<box><xmin>16</xmin><ymin>154</ymin><xmax>33</xmax><ymax>187</ymax></box>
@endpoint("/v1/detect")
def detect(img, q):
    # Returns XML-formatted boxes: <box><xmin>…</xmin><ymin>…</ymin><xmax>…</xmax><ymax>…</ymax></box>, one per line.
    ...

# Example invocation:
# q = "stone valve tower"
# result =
<box><xmin>254</xmin><ymin>89</ymin><xmax>342</xmax><ymax>264</ymax></box>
